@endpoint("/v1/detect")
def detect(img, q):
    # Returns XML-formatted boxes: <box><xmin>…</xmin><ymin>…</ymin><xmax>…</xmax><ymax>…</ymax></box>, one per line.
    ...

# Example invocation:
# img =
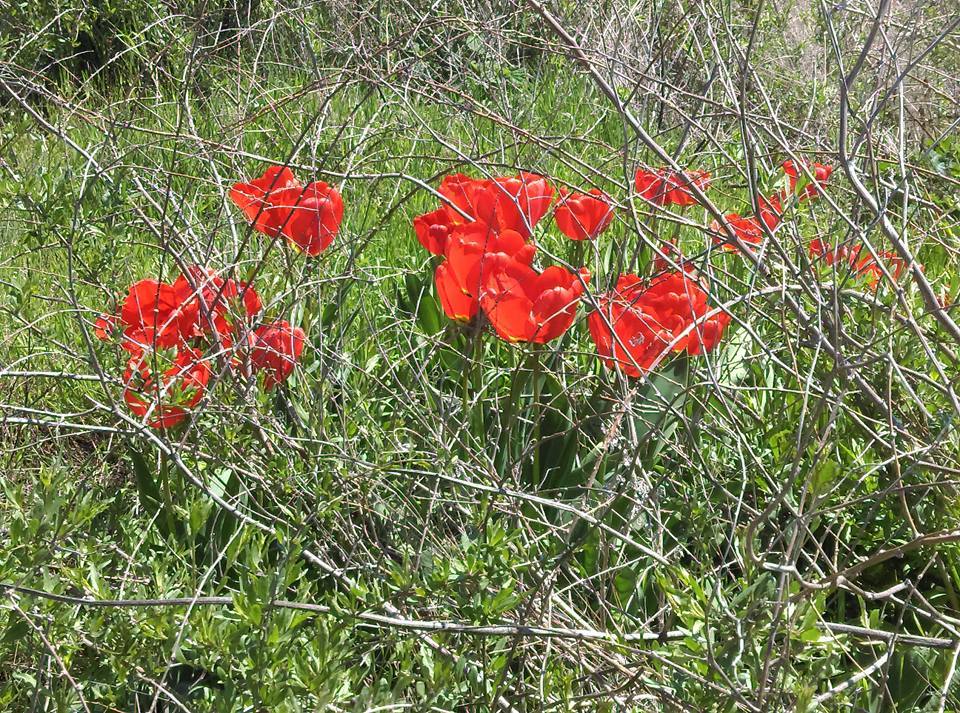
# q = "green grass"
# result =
<box><xmin>2</xmin><ymin>47</ymin><xmax>960</xmax><ymax>712</ymax></box>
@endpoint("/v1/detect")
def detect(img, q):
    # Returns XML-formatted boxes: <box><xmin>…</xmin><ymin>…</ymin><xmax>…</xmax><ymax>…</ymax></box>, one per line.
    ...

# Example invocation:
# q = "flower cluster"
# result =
<box><xmin>712</xmin><ymin>194</ymin><xmax>785</xmax><ymax>251</ymax></box>
<box><xmin>413</xmin><ymin>167</ymin><xmax>731</xmax><ymax>373</ymax></box>
<box><xmin>704</xmin><ymin>160</ymin><xmax>838</xmax><ymax>253</ymax></box>
<box><xmin>416</xmin><ymin>172</ymin><xmax>593</xmax><ymax>344</ymax></box>
<box><xmin>588</xmin><ymin>272</ymin><xmax>731</xmax><ymax>377</ymax></box>
<box><xmin>93</xmin><ymin>154</ymin><xmax>867</xmax><ymax>426</ymax></box>
<box><xmin>783</xmin><ymin>160</ymin><xmax>833</xmax><ymax>202</ymax></box>
<box><xmin>95</xmin><ymin>266</ymin><xmax>306</xmax><ymax>429</ymax></box>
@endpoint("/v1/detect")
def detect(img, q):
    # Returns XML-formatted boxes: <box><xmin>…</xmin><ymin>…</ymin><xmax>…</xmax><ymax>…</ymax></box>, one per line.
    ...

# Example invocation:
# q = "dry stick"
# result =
<box><xmin>9</xmin><ymin>583</ymin><xmax>954</xmax><ymax>649</ymax></box>
<box><xmin>802</xmin><ymin>528</ymin><xmax>960</xmax><ymax>595</ymax></box>
<box><xmin>7</xmin><ymin>598</ymin><xmax>93</xmax><ymax>713</ymax></box>
<box><xmin>1</xmin><ymin>583</ymin><xmax>683</xmax><ymax>644</ymax></box>
<box><xmin>812</xmin><ymin>649</ymin><xmax>892</xmax><ymax>707</ymax></box>
<box><xmin>833</xmin><ymin>0</ymin><xmax>960</xmax><ymax>346</ymax></box>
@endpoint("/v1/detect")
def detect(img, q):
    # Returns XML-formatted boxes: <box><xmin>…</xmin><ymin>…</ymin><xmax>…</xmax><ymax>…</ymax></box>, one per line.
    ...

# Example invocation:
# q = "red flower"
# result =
<box><xmin>712</xmin><ymin>194</ymin><xmax>784</xmax><ymax>251</ymax></box>
<box><xmin>231</xmin><ymin>166</ymin><xmax>343</xmax><ymax>256</ymax></box>
<box><xmin>172</xmin><ymin>266</ymin><xmax>262</xmax><ymax>343</ymax></box>
<box><xmin>436</xmin><ymin>223</ymin><xmax>536</xmax><ymax>321</ymax></box>
<box><xmin>809</xmin><ymin>239</ymin><xmax>912</xmax><ymax>290</ymax></box>
<box><xmin>230</xmin><ymin>165</ymin><xmax>301</xmax><ymax>235</ymax></box>
<box><xmin>635</xmin><ymin>167</ymin><xmax>710</xmax><ymax>207</ymax></box>
<box><xmin>414</xmin><ymin>207</ymin><xmax>456</xmax><ymax>256</ymax></box>
<box><xmin>480</xmin><ymin>262</ymin><xmax>589</xmax><ymax>344</ymax></box>
<box><xmin>588</xmin><ymin>271</ymin><xmax>729</xmax><ymax>377</ymax></box>
<box><xmin>250</xmin><ymin>321</ymin><xmax>306</xmax><ymax>390</ymax></box>
<box><xmin>123</xmin><ymin>347</ymin><xmax>211</xmax><ymax>429</ymax></box>
<box><xmin>435</xmin><ymin>262</ymin><xmax>478</xmax><ymax>322</ymax></box>
<box><xmin>809</xmin><ymin>238</ymin><xmax>853</xmax><ymax>267</ymax></box>
<box><xmin>94</xmin><ymin>313</ymin><xmax>118</xmax><ymax>340</ymax></box>
<box><xmin>651</xmin><ymin>241</ymin><xmax>697</xmax><ymax>276</ymax></box>
<box><xmin>478</xmin><ymin>173</ymin><xmax>555</xmax><ymax>238</ymax></box>
<box><xmin>117</xmin><ymin>279</ymin><xmax>194</xmax><ymax>351</ymax></box>
<box><xmin>438</xmin><ymin>173</ymin><xmax>489</xmax><ymax>222</ymax></box>
<box><xmin>554</xmin><ymin>188</ymin><xmax>614</xmax><ymax>240</ymax></box>
<box><xmin>783</xmin><ymin>160</ymin><xmax>833</xmax><ymax>201</ymax></box>
<box><xmin>267</xmin><ymin>181</ymin><xmax>344</xmax><ymax>256</ymax></box>
<box><xmin>413</xmin><ymin>174</ymin><xmax>492</xmax><ymax>255</ymax></box>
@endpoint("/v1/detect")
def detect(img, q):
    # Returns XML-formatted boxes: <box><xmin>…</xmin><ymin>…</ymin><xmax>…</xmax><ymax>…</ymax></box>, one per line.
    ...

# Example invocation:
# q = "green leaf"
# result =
<box><xmin>128</xmin><ymin>448</ymin><xmax>162</xmax><ymax>519</ymax></box>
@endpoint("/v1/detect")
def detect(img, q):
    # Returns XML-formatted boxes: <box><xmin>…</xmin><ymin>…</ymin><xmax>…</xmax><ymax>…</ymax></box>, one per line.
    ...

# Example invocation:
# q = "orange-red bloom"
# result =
<box><xmin>123</xmin><ymin>347</ymin><xmax>211</xmax><ymax>429</ymax></box>
<box><xmin>250</xmin><ymin>320</ymin><xmax>306</xmax><ymax>390</ymax></box>
<box><xmin>478</xmin><ymin>172</ymin><xmax>554</xmax><ymax>238</ymax></box>
<box><xmin>634</xmin><ymin>167</ymin><xmax>710</xmax><ymax>207</ymax></box>
<box><xmin>414</xmin><ymin>172</ymin><xmax>552</xmax><ymax>253</ymax></box>
<box><xmin>712</xmin><ymin>194</ymin><xmax>784</xmax><ymax>251</ymax></box>
<box><xmin>435</xmin><ymin>262</ymin><xmax>478</xmax><ymax>322</ymax></box>
<box><xmin>172</xmin><ymin>266</ymin><xmax>262</xmax><ymax>344</ymax></box>
<box><xmin>809</xmin><ymin>239</ymin><xmax>910</xmax><ymax>290</ymax></box>
<box><xmin>94</xmin><ymin>313</ymin><xmax>118</xmax><ymax>340</ymax></box>
<box><xmin>412</xmin><ymin>174</ymin><xmax>490</xmax><ymax>255</ymax></box>
<box><xmin>480</xmin><ymin>262</ymin><xmax>589</xmax><ymax>344</ymax></box>
<box><xmin>439</xmin><ymin>173</ymin><xmax>490</xmax><ymax>222</ymax></box>
<box><xmin>783</xmin><ymin>160</ymin><xmax>833</xmax><ymax>201</ymax></box>
<box><xmin>435</xmin><ymin>223</ymin><xmax>536</xmax><ymax>322</ymax></box>
<box><xmin>229</xmin><ymin>165</ymin><xmax>300</xmax><ymax>235</ymax></box>
<box><xmin>554</xmin><ymin>188</ymin><xmax>614</xmax><ymax>240</ymax></box>
<box><xmin>588</xmin><ymin>271</ymin><xmax>730</xmax><ymax>377</ymax></box>
<box><xmin>414</xmin><ymin>207</ymin><xmax>456</xmax><ymax>255</ymax></box>
<box><xmin>231</xmin><ymin>166</ymin><xmax>343</xmax><ymax>256</ymax></box>
<box><xmin>116</xmin><ymin>279</ymin><xmax>194</xmax><ymax>351</ymax></box>
<box><xmin>267</xmin><ymin>181</ymin><xmax>344</xmax><ymax>256</ymax></box>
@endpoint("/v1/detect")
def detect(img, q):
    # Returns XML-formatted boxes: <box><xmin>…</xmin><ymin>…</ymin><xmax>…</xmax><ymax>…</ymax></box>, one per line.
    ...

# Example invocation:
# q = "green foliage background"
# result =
<box><xmin>1</xmin><ymin>1</ymin><xmax>960</xmax><ymax>710</ymax></box>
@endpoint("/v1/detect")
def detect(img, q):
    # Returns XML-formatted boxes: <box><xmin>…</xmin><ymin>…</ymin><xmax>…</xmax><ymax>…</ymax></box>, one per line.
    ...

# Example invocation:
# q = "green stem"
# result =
<box><xmin>158</xmin><ymin>450</ymin><xmax>178</xmax><ymax>538</ymax></box>
<box><xmin>531</xmin><ymin>345</ymin><xmax>542</xmax><ymax>488</ymax></box>
<box><xmin>497</xmin><ymin>348</ymin><xmax>526</xmax><ymax>477</ymax></box>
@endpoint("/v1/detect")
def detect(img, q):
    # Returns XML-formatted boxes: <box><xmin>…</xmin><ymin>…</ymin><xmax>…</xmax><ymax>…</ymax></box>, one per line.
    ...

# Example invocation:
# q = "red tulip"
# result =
<box><xmin>809</xmin><ymin>239</ymin><xmax>912</xmax><ymax>290</ymax></box>
<box><xmin>809</xmin><ymin>238</ymin><xmax>853</xmax><ymax>267</ymax></box>
<box><xmin>118</xmin><ymin>279</ymin><xmax>194</xmax><ymax>351</ymax></box>
<box><xmin>435</xmin><ymin>262</ymin><xmax>478</xmax><ymax>322</ymax></box>
<box><xmin>436</xmin><ymin>223</ymin><xmax>536</xmax><ymax>321</ymax></box>
<box><xmin>230</xmin><ymin>165</ymin><xmax>301</xmax><ymax>235</ymax></box>
<box><xmin>231</xmin><ymin>167</ymin><xmax>343</xmax><ymax>256</ymax></box>
<box><xmin>414</xmin><ymin>174</ymin><xmax>490</xmax><ymax>255</ymax></box>
<box><xmin>267</xmin><ymin>181</ymin><xmax>344</xmax><ymax>256</ymax></box>
<box><xmin>635</xmin><ymin>167</ymin><xmax>710</xmax><ymax>207</ymax></box>
<box><xmin>783</xmin><ymin>160</ymin><xmax>833</xmax><ymax>201</ymax></box>
<box><xmin>414</xmin><ymin>207</ymin><xmax>455</xmax><ymax>256</ymax></box>
<box><xmin>172</xmin><ymin>266</ymin><xmax>262</xmax><ymax>344</ymax></box>
<box><xmin>712</xmin><ymin>194</ymin><xmax>784</xmax><ymax>251</ymax></box>
<box><xmin>250</xmin><ymin>320</ymin><xmax>306</xmax><ymax>390</ymax></box>
<box><xmin>123</xmin><ymin>347</ymin><xmax>211</xmax><ymax>429</ymax></box>
<box><xmin>480</xmin><ymin>262</ymin><xmax>589</xmax><ymax>344</ymax></box>
<box><xmin>588</xmin><ymin>271</ymin><xmax>729</xmax><ymax>377</ymax></box>
<box><xmin>554</xmin><ymin>188</ymin><xmax>614</xmax><ymax>240</ymax></box>
<box><xmin>413</xmin><ymin>173</ymin><xmax>498</xmax><ymax>255</ymax></box>
<box><xmin>93</xmin><ymin>313</ymin><xmax>118</xmax><ymax>340</ymax></box>
<box><xmin>438</xmin><ymin>173</ymin><xmax>489</xmax><ymax>222</ymax></box>
<box><xmin>479</xmin><ymin>173</ymin><xmax>554</xmax><ymax>238</ymax></box>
